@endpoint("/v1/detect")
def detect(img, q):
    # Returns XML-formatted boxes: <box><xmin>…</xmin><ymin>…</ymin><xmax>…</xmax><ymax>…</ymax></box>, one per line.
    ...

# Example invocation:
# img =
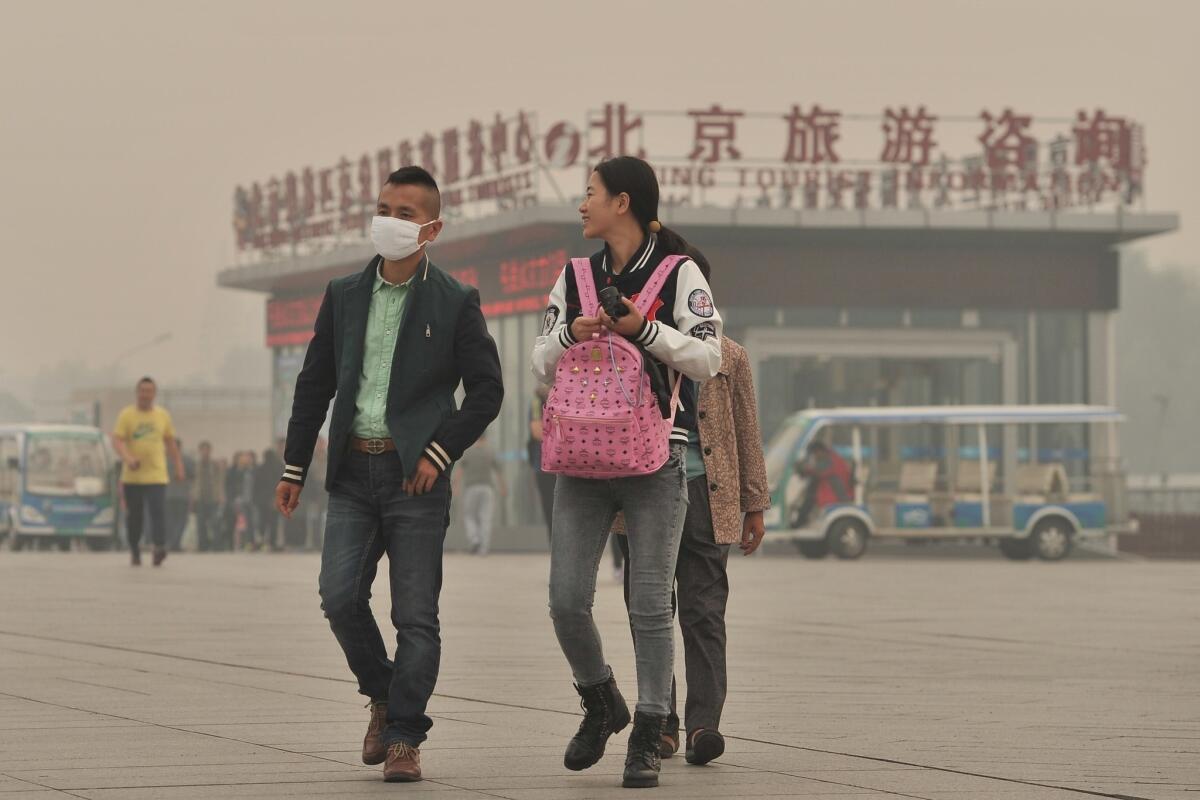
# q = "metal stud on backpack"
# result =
<box><xmin>541</xmin><ymin>256</ymin><xmax>684</xmax><ymax>479</ymax></box>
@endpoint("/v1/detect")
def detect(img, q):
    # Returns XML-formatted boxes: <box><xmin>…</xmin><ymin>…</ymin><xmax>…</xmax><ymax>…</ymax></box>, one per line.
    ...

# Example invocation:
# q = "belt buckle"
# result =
<box><xmin>364</xmin><ymin>438</ymin><xmax>387</xmax><ymax>455</ymax></box>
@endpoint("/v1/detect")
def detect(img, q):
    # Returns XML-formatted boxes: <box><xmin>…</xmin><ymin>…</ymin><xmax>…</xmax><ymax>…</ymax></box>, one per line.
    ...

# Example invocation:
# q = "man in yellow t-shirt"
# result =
<box><xmin>112</xmin><ymin>377</ymin><xmax>185</xmax><ymax>566</ymax></box>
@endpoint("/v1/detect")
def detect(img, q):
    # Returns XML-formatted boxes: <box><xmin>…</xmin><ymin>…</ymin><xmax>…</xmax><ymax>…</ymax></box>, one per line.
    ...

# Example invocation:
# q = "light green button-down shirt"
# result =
<box><xmin>351</xmin><ymin>265</ymin><xmax>413</xmax><ymax>439</ymax></box>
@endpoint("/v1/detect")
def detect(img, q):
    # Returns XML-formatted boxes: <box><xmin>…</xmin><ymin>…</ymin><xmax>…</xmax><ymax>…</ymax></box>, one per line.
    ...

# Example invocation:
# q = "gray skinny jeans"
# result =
<box><xmin>548</xmin><ymin>444</ymin><xmax>687</xmax><ymax>716</ymax></box>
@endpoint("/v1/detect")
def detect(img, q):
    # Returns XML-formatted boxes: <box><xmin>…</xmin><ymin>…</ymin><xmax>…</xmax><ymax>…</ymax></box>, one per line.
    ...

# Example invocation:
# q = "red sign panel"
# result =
<box><xmin>236</xmin><ymin>111</ymin><xmax>582</xmax><ymax>253</ymax></box>
<box><xmin>239</xmin><ymin>104</ymin><xmax>1147</xmax><ymax>258</ymax></box>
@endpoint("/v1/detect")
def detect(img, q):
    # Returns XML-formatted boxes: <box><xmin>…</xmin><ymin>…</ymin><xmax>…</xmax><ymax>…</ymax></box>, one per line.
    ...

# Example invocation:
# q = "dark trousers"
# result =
<box><xmin>124</xmin><ymin>483</ymin><xmax>167</xmax><ymax>552</ymax></box>
<box><xmin>256</xmin><ymin>501</ymin><xmax>279</xmax><ymax>548</ymax></box>
<box><xmin>618</xmin><ymin>478</ymin><xmax>730</xmax><ymax>734</ymax></box>
<box><xmin>219</xmin><ymin>503</ymin><xmax>240</xmax><ymax>550</ymax></box>
<box><xmin>195</xmin><ymin>501</ymin><xmax>221</xmax><ymax>551</ymax></box>
<box><xmin>318</xmin><ymin>450</ymin><xmax>452</xmax><ymax>747</ymax></box>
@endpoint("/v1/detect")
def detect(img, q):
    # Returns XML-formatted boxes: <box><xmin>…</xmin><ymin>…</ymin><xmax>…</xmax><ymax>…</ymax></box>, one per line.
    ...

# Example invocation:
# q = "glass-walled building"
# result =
<box><xmin>218</xmin><ymin>205</ymin><xmax>1177</xmax><ymax>550</ymax></box>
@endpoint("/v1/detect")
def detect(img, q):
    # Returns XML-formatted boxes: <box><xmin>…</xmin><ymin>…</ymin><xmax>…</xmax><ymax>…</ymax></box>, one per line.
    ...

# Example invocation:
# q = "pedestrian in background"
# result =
<box><xmin>221</xmin><ymin>451</ymin><xmax>243</xmax><ymax>550</ymax></box>
<box><xmin>165</xmin><ymin>438</ymin><xmax>194</xmax><ymax>552</ymax></box>
<box><xmin>457</xmin><ymin>433</ymin><xmax>506</xmax><ymax>556</ymax></box>
<box><xmin>191</xmin><ymin>441</ymin><xmax>225</xmax><ymax>552</ymax></box>
<box><xmin>792</xmin><ymin>440</ymin><xmax>853</xmax><ymax>527</ymax></box>
<box><xmin>229</xmin><ymin>450</ymin><xmax>257</xmax><ymax>551</ymax></box>
<box><xmin>257</xmin><ymin>446</ymin><xmax>283</xmax><ymax>550</ymax></box>
<box><xmin>111</xmin><ymin>377</ymin><xmax>185</xmax><ymax>566</ymax></box>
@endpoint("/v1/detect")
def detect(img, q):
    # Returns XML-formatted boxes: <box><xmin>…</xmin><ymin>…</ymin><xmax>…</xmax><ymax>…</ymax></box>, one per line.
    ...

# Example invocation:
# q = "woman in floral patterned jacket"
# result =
<box><xmin>615</xmin><ymin>248</ymin><xmax>771</xmax><ymax>766</ymax></box>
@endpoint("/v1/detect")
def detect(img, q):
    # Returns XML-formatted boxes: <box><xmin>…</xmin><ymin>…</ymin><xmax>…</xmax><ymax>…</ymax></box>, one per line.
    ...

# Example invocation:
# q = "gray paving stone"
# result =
<box><xmin>1</xmin><ymin>551</ymin><xmax>1197</xmax><ymax>799</ymax></box>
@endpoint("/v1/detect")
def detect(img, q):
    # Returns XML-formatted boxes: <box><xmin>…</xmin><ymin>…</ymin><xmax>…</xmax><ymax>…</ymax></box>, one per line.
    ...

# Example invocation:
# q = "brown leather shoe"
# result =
<box><xmin>383</xmin><ymin>742</ymin><xmax>422</xmax><ymax>782</ymax></box>
<box><xmin>660</xmin><ymin>729</ymin><xmax>679</xmax><ymax>758</ymax></box>
<box><xmin>362</xmin><ymin>701</ymin><xmax>388</xmax><ymax>765</ymax></box>
<box><xmin>151</xmin><ymin>546</ymin><xmax>166</xmax><ymax>566</ymax></box>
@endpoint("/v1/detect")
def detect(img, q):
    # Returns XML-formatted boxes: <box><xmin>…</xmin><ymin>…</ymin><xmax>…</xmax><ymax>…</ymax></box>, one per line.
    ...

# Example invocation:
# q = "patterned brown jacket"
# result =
<box><xmin>615</xmin><ymin>336</ymin><xmax>771</xmax><ymax>544</ymax></box>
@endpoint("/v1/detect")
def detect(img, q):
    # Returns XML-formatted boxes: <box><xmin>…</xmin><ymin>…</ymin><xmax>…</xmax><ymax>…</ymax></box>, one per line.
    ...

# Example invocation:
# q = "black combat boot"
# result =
<box><xmin>622</xmin><ymin>711</ymin><xmax>665</xmax><ymax>788</ymax></box>
<box><xmin>563</xmin><ymin>676</ymin><xmax>631</xmax><ymax>771</ymax></box>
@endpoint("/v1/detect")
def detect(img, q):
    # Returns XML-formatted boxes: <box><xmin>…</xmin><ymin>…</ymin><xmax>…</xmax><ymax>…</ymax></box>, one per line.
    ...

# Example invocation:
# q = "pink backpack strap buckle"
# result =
<box><xmin>571</xmin><ymin>258</ymin><xmax>599</xmax><ymax>317</ymax></box>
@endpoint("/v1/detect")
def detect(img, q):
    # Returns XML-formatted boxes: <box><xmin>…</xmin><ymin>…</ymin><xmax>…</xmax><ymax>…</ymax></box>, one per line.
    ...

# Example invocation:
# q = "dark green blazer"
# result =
<box><xmin>281</xmin><ymin>255</ymin><xmax>503</xmax><ymax>489</ymax></box>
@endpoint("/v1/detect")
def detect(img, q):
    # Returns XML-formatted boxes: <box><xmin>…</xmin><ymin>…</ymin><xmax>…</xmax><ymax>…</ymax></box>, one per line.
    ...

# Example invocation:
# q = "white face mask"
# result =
<box><xmin>370</xmin><ymin>215</ymin><xmax>438</xmax><ymax>261</ymax></box>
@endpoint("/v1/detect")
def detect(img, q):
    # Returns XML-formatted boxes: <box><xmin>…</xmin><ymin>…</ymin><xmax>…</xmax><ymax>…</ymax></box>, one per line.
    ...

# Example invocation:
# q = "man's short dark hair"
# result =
<box><xmin>386</xmin><ymin>166</ymin><xmax>441</xmax><ymax>218</ymax></box>
<box><xmin>137</xmin><ymin>376</ymin><xmax>155</xmax><ymax>387</ymax></box>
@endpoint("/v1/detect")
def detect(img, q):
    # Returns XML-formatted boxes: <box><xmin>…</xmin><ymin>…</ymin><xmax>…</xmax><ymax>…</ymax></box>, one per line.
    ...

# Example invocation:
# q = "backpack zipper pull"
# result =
<box><xmin>425</xmin><ymin>324</ymin><xmax>431</xmax><ymax>339</ymax></box>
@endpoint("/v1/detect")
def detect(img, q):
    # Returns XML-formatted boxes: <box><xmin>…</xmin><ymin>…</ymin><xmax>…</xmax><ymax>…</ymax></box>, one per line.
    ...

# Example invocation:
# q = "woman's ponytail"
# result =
<box><xmin>651</xmin><ymin>223</ymin><xmax>690</xmax><ymax>257</ymax></box>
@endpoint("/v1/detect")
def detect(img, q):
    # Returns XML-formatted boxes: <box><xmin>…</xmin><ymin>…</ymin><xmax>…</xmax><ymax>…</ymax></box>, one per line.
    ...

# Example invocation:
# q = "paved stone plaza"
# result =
<box><xmin>0</xmin><ymin>548</ymin><xmax>1196</xmax><ymax>799</ymax></box>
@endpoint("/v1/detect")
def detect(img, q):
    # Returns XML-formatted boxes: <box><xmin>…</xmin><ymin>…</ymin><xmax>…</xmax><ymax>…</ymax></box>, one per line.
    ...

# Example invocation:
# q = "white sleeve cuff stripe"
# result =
<box><xmin>283</xmin><ymin>466</ymin><xmax>304</xmax><ymax>475</ymax></box>
<box><xmin>424</xmin><ymin>447</ymin><xmax>448</xmax><ymax>471</ymax></box>
<box><xmin>429</xmin><ymin>441</ymin><xmax>450</xmax><ymax>463</ymax></box>
<box><xmin>639</xmin><ymin>321</ymin><xmax>659</xmax><ymax>346</ymax></box>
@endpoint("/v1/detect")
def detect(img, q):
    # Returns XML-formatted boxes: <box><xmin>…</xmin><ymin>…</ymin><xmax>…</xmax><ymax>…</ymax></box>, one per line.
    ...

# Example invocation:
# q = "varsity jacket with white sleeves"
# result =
<box><xmin>530</xmin><ymin>234</ymin><xmax>722</xmax><ymax>445</ymax></box>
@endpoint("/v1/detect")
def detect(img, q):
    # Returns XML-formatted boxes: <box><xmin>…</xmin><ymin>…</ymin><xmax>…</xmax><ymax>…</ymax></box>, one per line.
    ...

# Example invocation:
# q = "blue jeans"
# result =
<box><xmin>319</xmin><ymin>450</ymin><xmax>451</xmax><ymax>747</ymax></box>
<box><xmin>549</xmin><ymin>444</ymin><xmax>687</xmax><ymax>716</ymax></box>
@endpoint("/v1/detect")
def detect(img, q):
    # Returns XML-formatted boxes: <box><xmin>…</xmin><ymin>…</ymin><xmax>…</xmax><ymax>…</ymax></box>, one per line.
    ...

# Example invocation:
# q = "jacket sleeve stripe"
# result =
<box><xmin>429</xmin><ymin>441</ymin><xmax>451</xmax><ymax>465</ymax></box>
<box><xmin>424</xmin><ymin>446</ymin><xmax>449</xmax><ymax>471</ymax></box>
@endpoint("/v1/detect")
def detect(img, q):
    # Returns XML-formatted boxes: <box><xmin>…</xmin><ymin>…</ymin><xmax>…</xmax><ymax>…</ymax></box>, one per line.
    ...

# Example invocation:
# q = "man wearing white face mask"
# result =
<box><xmin>275</xmin><ymin>166</ymin><xmax>503</xmax><ymax>783</ymax></box>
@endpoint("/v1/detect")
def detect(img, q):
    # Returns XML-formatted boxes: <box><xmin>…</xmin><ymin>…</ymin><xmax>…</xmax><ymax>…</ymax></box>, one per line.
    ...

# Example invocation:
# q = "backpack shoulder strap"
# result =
<box><xmin>571</xmin><ymin>258</ymin><xmax>599</xmax><ymax>317</ymax></box>
<box><xmin>634</xmin><ymin>254</ymin><xmax>686</xmax><ymax>317</ymax></box>
<box><xmin>666</xmin><ymin>370</ymin><xmax>684</xmax><ymax>423</ymax></box>
<box><xmin>636</xmin><ymin>253</ymin><xmax>689</xmax><ymax>422</ymax></box>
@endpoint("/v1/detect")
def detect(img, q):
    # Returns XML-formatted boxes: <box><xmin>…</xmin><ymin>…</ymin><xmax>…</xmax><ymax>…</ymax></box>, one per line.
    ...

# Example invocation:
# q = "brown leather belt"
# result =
<box><xmin>350</xmin><ymin>437</ymin><xmax>396</xmax><ymax>455</ymax></box>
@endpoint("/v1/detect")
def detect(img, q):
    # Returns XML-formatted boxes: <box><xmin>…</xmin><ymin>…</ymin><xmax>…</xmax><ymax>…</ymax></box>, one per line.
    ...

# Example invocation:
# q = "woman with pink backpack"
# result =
<box><xmin>530</xmin><ymin>156</ymin><xmax>722</xmax><ymax>789</ymax></box>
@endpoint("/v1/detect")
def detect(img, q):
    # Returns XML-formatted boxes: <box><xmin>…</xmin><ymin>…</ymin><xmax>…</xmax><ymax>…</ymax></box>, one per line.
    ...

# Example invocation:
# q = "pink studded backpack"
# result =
<box><xmin>541</xmin><ymin>255</ymin><xmax>684</xmax><ymax>479</ymax></box>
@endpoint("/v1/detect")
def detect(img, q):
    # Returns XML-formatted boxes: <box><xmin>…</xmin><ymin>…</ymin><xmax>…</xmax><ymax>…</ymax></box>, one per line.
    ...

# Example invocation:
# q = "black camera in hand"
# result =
<box><xmin>598</xmin><ymin>286</ymin><xmax>629</xmax><ymax>320</ymax></box>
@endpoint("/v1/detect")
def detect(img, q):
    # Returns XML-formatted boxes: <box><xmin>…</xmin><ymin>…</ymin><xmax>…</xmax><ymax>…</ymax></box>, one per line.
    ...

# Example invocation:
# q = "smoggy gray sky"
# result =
<box><xmin>1</xmin><ymin>0</ymin><xmax>1197</xmax><ymax>399</ymax></box>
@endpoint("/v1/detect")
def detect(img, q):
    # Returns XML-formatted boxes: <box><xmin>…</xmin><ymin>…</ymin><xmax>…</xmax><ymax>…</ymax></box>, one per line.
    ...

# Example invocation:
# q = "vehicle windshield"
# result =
<box><xmin>25</xmin><ymin>433</ymin><xmax>109</xmax><ymax>496</ymax></box>
<box><xmin>765</xmin><ymin>416</ymin><xmax>814</xmax><ymax>490</ymax></box>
